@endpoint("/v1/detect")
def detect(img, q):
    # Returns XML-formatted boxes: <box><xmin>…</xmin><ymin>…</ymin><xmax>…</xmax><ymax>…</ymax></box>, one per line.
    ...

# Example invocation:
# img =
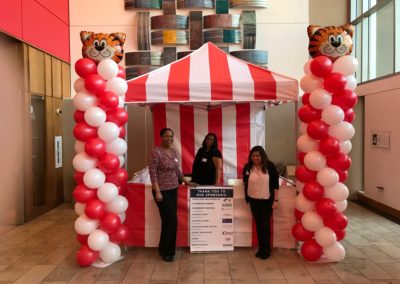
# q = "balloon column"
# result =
<box><xmin>293</xmin><ymin>54</ymin><xmax>358</xmax><ymax>262</ymax></box>
<box><xmin>72</xmin><ymin>56</ymin><xmax>130</xmax><ymax>267</ymax></box>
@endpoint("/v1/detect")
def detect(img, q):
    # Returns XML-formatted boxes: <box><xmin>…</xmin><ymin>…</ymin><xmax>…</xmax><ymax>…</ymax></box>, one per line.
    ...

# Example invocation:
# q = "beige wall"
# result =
<box><xmin>309</xmin><ymin>0</ymin><xmax>349</xmax><ymax>26</ymax></box>
<box><xmin>0</xmin><ymin>33</ymin><xmax>24</xmax><ymax>224</ymax></box>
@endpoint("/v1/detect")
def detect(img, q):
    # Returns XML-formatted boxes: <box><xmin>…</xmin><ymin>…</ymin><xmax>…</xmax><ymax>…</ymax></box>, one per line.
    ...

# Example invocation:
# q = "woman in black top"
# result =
<box><xmin>191</xmin><ymin>133</ymin><xmax>223</xmax><ymax>185</ymax></box>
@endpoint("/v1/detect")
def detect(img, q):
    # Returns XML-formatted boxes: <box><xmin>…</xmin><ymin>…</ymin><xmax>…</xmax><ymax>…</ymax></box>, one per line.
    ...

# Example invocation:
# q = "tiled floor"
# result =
<box><xmin>0</xmin><ymin>202</ymin><xmax>399</xmax><ymax>284</ymax></box>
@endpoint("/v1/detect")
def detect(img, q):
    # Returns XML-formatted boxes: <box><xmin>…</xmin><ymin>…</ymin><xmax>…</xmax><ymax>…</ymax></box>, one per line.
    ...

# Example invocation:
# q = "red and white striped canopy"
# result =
<box><xmin>126</xmin><ymin>42</ymin><xmax>298</xmax><ymax>103</ymax></box>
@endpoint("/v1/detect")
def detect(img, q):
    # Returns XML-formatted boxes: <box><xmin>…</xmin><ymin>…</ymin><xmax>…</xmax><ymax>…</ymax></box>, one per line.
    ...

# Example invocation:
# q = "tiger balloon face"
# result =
<box><xmin>80</xmin><ymin>31</ymin><xmax>126</xmax><ymax>63</ymax></box>
<box><xmin>308</xmin><ymin>25</ymin><xmax>354</xmax><ymax>62</ymax></box>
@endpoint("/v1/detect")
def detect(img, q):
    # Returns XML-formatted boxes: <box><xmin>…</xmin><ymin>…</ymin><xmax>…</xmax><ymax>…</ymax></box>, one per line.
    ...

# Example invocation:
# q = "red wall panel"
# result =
<box><xmin>36</xmin><ymin>0</ymin><xmax>69</xmax><ymax>24</ymax></box>
<box><xmin>0</xmin><ymin>0</ymin><xmax>23</xmax><ymax>39</ymax></box>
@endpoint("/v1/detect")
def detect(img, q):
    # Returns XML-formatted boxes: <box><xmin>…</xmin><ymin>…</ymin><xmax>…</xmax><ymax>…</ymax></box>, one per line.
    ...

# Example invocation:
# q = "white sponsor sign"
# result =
<box><xmin>190</xmin><ymin>186</ymin><xmax>234</xmax><ymax>252</ymax></box>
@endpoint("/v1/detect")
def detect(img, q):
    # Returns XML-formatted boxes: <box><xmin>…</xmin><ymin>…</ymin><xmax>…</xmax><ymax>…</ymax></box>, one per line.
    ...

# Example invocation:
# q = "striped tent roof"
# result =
<box><xmin>126</xmin><ymin>42</ymin><xmax>298</xmax><ymax>103</ymax></box>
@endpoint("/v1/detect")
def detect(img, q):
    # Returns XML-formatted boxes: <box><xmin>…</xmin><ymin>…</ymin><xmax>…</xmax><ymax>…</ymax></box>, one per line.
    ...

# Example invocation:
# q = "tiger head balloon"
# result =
<box><xmin>80</xmin><ymin>31</ymin><xmax>126</xmax><ymax>63</ymax></box>
<box><xmin>307</xmin><ymin>24</ymin><xmax>354</xmax><ymax>62</ymax></box>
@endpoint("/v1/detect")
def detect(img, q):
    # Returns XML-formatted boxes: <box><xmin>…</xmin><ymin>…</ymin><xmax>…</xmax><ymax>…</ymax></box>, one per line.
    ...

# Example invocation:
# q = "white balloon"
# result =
<box><xmin>74</xmin><ymin>140</ymin><xmax>85</xmax><ymax>153</ymax></box>
<box><xmin>84</xmin><ymin>106</ymin><xmax>107</xmax><ymax>127</ymax></box>
<box><xmin>296</xmin><ymin>182</ymin><xmax>304</xmax><ymax>194</ymax></box>
<box><xmin>74</xmin><ymin>78</ymin><xmax>86</xmax><ymax>92</ymax></box>
<box><xmin>309</xmin><ymin>88</ymin><xmax>332</xmax><ymax>110</ymax></box>
<box><xmin>295</xmin><ymin>193</ymin><xmax>315</xmax><ymax>212</ymax></box>
<box><xmin>118</xmin><ymin>97</ymin><xmax>125</xmax><ymax>108</ymax></box>
<box><xmin>73</xmin><ymin>152</ymin><xmax>97</xmax><ymax>172</ymax></box>
<box><xmin>328</xmin><ymin>122</ymin><xmax>355</xmax><ymax>142</ymax></box>
<box><xmin>340</xmin><ymin>140</ymin><xmax>352</xmax><ymax>154</ymax></box>
<box><xmin>74</xmin><ymin>214</ymin><xmax>99</xmax><ymax>235</ymax></box>
<box><xmin>336</xmin><ymin>200</ymin><xmax>348</xmax><ymax>212</ymax></box>
<box><xmin>73</xmin><ymin>91</ymin><xmax>98</xmax><ymax>111</ymax></box>
<box><xmin>323</xmin><ymin>241</ymin><xmax>346</xmax><ymax>261</ymax></box>
<box><xmin>321</xmin><ymin>105</ymin><xmax>345</xmax><ymax>126</ymax></box>
<box><xmin>100</xmin><ymin>242</ymin><xmax>121</xmax><ymax>263</ymax></box>
<box><xmin>83</xmin><ymin>168</ymin><xmax>106</xmax><ymax>189</ymax></box>
<box><xmin>325</xmin><ymin>183</ymin><xmax>349</xmax><ymax>202</ymax></box>
<box><xmin>106</xmin><ymin>195</ymin><xmax>129</xmax><ymax>214</ymax></box>
<box><xmin>88</xmin><ymin>229</ymin><xmax>110</xmax><ymax>251</ymax></box>
<box><xmin>300</xmin><ymin>75</ymin><xmax>323</xmax><ymax>93</ymax></box>
<box><xmin>75</xmin><ymin>202</ymin><xmax>85</xmax><ymax>216</ymax></box>
<box><xmin>301</xmin><ymin>211</ymin><xmax>324</xmax><ymax>232</ymax></box>
<box><xmin>299</xmin><ymin>122</ymin><xmax>307</xmax><ymax>135</ymax></box>
<box><xmin>98</xmin><ymin>122</ymin><xmax>120</xmax><ymax>142</ymax></box>
<box><xmin>345</xmin><ymin>75</ymin><xmax>357</xmax><ymax>91</ymax></box>
<box><xmin>106</xmin><ymin>77</ymin><xmax>128</xmax><ymax>96</ymax></box>
<box><xmin>107</xmin><ymin>138</ymin><xmax>127</xmax><ymax>156</ymax></box>
<box><xmin>315</xmin><ymin>227</ymin><xmax>337</xmax><ymax>247</ymax></box>
<box><xmin>119</xmin><ymin>155</ymin><xmax>125</xmax><ymax>167</ymax></box>
<box><xmin>297</xmin><ymin>134</ymin><xmax>318</xmax><ymax>153</ymax></box>
<box><xmin>333</xmin><ymin>55</ymin><xmax>358</xmax><ymax>76</ymax></box>
<box><xmin>97</xmin><ymin>183</ymin><xmax>119</xmax><ymax>203</ymax></box>
<box><xmin>119</xmin><ymin>212</ymin><xmax>126</xmax><ymax>223</ymax></box>
<box><xmin>97</xmin><ymin>59</ymin><xmax>119</xmax><ymax>80</ymax></box>
<box><xmin>317</xmin><ymin>168</ymin><xmax>339</xmax><ymax>187</ymax></box>
<box><xmin>303</xmin><ymin>59</ymin><xmax>312</xmax><ymax>75</ymax></box>
<box><xmin>304</xmin><ymin>151</ymin><xmax>327</xmax><ymax>171</ymax></box>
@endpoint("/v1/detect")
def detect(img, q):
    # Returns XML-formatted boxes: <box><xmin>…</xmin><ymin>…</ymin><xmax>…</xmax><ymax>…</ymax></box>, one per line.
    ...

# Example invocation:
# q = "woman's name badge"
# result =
<box><xmin>202</xmin><ymin>158</ymin><xmax>207</xmax><ymax>163</ymax></box>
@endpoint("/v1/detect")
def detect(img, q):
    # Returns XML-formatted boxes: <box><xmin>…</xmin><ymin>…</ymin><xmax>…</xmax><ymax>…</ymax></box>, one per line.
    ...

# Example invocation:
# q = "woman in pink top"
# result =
<box><xmin>149</xmin><ymin>128</ymin><xmax>194</xmax><ymax>262</ymax></box>
<box><xmin>242</xmin><ymin>146</ymin><xmax>279</xmax><ymax>259</ymax></box>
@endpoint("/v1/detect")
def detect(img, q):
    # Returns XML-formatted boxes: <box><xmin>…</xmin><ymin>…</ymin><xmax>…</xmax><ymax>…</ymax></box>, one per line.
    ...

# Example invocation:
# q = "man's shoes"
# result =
<box><xmin>162</xmin><ymin>255</ymin><xmax>173</xmax><ymax>262</ymax></box>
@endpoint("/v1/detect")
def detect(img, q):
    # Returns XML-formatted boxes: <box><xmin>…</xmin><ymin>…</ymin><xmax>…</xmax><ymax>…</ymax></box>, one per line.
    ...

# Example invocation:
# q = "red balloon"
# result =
<box><xmin>327</xmin><ymin>153</ymin><xmax>352</xmax><ymax>171</ymax></box>
<box><xmin>100</xmin><ymin>212</ymin><xmax>121</xmax><ymax>233</ymax></box>
<box><xmin>107</xmin><ymin>108</ymin><xmax>128</xmax><ymax>126</ymax></box>
<box><xmin>74</xmin><ymin>110</ymin><xmax>85</xmax><ymax>123</ymax></box>
<box><xmin>77</xmin><ymin>234</ymin><xmax>89</xmax><ymax>245</ymax></box>
<box><xmin>319</xmin><ymin>136</ymin><xmax>341</xmax><ymax>157</ymax></box>
<box><xmin>301</xmin><ymin>239</ymin><xmax>323</xmax><ymax>262</ymax></box>
<box><xmin>310</xmin><ymin>56</ymin><xmax>333</xmax><ymax>78</ymax></box>
<box><xmin>303</xmin><ymin>181</ymin><xmax>324</xmax><ymax>201</ymax></box>
<box><xmin>332</xmin><ymin>89</ymin><xmax>358</xmax><ymax>110</ymax></box>
<box><xmin>106</xmin><ymin>168</ymin><xmax>129</xmax><ymax>186</ymax></box>
<box><xmin>344</xmin><ymin>108</ymin><xmax>355</xmax><ymax>122</ymax></box>
<box><xmin>316</xmin><ymin>198</ymin><xmax>338</xmax><ymax>218</ymax></box>
<box><xmin>76</xmin><ymin>244</ymin><xmax>99</xmax><ymax>267</ymax></box>
<box><xmin>117</xmin><ymin>65</ymin><xmax>126</xmax><ymax>79</ymax></box>
<box><xmin>85</xmin><ymin>199</ymin><xmax>107</xmax><ymax>219</ymax></box>
<box><xmin>302</xmin><ymin>93</ymin><xmax>310</xmax><ymax>105</ymax></box>
<box><xmin>74</xmin><ymin>172</ymin><xmax>84</xmax><ymax>185</ymax></box>
<box><xmin>119</xmin><ymin>126</ymin><xmax>126</xmax><ymax>138</ymax></box>
<box><xmin>292</xmin><ymin>223</ymin><xmax>314</xmax><ymax>241</ymax></box>
<box><xmin>298</xmin><ymin>104</ymin><xmax>321</xmax><ymax>123</ymax></box>
<box><xmin>98</xmin><ymin>153</ymin><xmax>120</xmax><ymax>174</ymax></box>
<box><xmin>73</xmin><ymin>184</ymin><xmax>97</xmax><ymax>203</ymax></box>
<box><xmin>297</xmin><ymin>152</ymin><xmax>306</xmax><ymax>164</ymax></box>
<box><xmin>75</xmin><ymin>58</ymin><xmax>97</xmax><ymax>78</ymax></box>
<box><xmin>294</xmin><ymin>209</ymin><xmax>305</xmax><ymax>221</ymax></box>
<box><xmin>98</xmin><ymin>91</ymin><xmax>119</xmax><ymax>110</ymax></box>
<box><xmin>307</xmin><ymin>120</ymin><xmax>329</xmax><ymax>140</ymax></box>
<box><xmin>324</xmin><ymin>212</ymin><xmax>348</xmax><ymax>230</ymax></box>
<box><xmin>324</xmin><ymin>72</ymin><xmax>347</xmax><ymax>93</ymax></box>
<box><xmin>295</xmin><ymin>165</ymin><xmax>317</xmax><ymax>183</ymax></box>
<box><xmin>85</xmin><ymin>138</ymin><xmax>106</xmax><ymax>158</ymax></box>
<box><xmin>337</xmin><ymin>169</ymin><xmax>348</xmax><ymax>182</ymax></box>
<box><xmin>334</xmin><ymin>229</ymin><xmax>346</xmax><ymax>241</ymax></box>
<box><xmin>73</xmin><ymin>122</ymin><xmax>97</xmax><ymax>142</ymax></box>
<box><xmin>84</xmin><ymin>74</ymin><xmax>106</xmax><ymax>95</ymax></box>
<box><xmin>110</xmin><ymin>224</ymin><xmax>130</xmax><ymax>244</ymax></box>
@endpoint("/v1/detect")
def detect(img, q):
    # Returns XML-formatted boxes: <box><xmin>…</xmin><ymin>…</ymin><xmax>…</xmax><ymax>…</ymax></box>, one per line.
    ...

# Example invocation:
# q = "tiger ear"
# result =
<box><xmin>342</xmin><ymin>24</ymin><xmax>355</xmax><ymax>38</ymax></box>
<box><xmin>307</xmin><ymin>25</ymin><xmax>321</xmax><ymax>38</ymax></box>
<box><xmin>111</xmin><ymin>33</ymin><xmax>126</xmax><ymax>45</ymax></box>
<box><xmin>80</xmin><ymin>31</ymin><xmax>93</xmax><ymax>43</ymax></box>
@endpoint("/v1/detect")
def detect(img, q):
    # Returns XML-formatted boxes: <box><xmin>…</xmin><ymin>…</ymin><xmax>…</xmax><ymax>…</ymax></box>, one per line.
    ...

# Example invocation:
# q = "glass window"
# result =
<box><xmin>362</xmin><ymin>18</ymin><xmax>369</xmax><ymax>81</ymax></box>
<box><xmin>354</xmin><ymin>24</ymin><xmax>363</xmax><ymax>83</ymax></box>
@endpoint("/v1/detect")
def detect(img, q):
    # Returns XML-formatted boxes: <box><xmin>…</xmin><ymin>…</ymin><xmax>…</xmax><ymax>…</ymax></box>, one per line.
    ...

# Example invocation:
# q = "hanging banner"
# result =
<box><xmin>190</xmin><ymin>186</ymin><xmax>234</xmax><ymax>252</ymax></box>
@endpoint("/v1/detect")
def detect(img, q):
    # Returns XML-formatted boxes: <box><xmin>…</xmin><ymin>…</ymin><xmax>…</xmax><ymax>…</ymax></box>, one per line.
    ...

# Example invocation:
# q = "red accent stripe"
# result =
<box><xmin>152</xmin><ymin>104</ymin><xmax>167</xmax><ymax>147</ymax></box>
<box><xmin>208</xmin><ymin>107</ymin><xmax>223</xmax><ymax>184</ymax></box>
<box><xmin>124</xmin><ymin>183</ymin><xmax>145</xmax><ymax>246</ymax></box>
<box><xmin>208</xmin><ymin>44</ymin><xmax>233</xmax><ymax>101</ymax></box>
<box><xmin>126</xmin><ymin>74</ymin><xmax>148</xmax><ymax>102</ymax></box>
<box><xmin>168</xmin><ymin>57</ymin><xmax>191</xmax><ymax>101</ymax></box>
<box><xmin>176</xmin><ymin>185</ymin><xmax>189</xmax><ymax>246</ymax></box>
<box><xmin>236</xmin><ymin>103</ymin><xmax>251</xmax><ymax>179</ymax></box>
<box><xmin>248</xmin><ymin>64</ymin><xmax>277</xmax><ymax>101</ymax></box>
<box><xmin>180</xmin><ymin>105</ymin><xmax>195</xmax><ymax>175</ymax></box>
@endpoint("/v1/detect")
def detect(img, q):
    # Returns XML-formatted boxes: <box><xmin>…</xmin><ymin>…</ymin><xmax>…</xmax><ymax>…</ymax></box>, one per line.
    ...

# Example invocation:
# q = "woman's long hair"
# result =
<box><xmin>201</xmin><ymin>133</ymin><xmax>219</xmax><ymax>151</ymax></box>
<box><xmin>246</xmin><ymin>146</ymin><xmax>270</xmax><ymax>173</ymax></box>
